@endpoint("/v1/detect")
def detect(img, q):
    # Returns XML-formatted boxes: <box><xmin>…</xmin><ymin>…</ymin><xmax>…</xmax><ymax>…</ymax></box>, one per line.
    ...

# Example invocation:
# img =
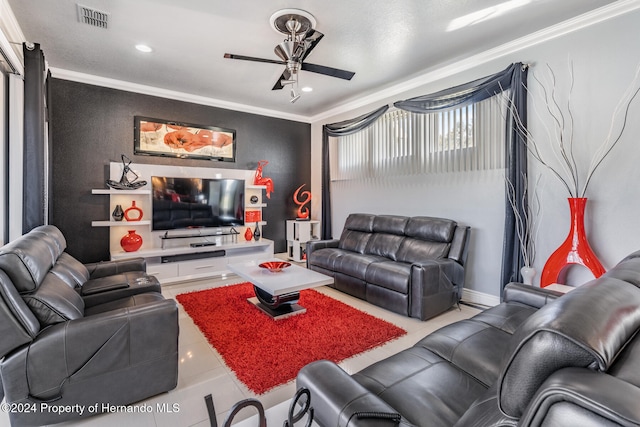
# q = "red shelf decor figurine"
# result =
<box><xmin>253</xmin><ymin>160</ymin><xmax>274</xmax><ymax>199</ymax></box>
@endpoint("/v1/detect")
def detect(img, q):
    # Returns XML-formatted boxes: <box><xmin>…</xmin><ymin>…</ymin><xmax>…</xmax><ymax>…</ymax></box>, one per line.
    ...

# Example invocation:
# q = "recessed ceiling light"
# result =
<box><xmin>135</xmin><ymin>44</ymin><xmax>153</xmax><ymax>53</ymax></box>
<box><xmin>301</xmin><ymin>86</ymin><xmax>313</xmax><ymax>92</ymax></box>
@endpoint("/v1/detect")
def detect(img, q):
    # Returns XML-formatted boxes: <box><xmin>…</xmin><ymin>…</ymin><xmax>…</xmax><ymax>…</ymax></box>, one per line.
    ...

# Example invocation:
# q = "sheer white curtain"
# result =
<box><xmin>330</xmin><ymin>93</ymin><xmax>509</xmax><ymax>182</ymax></box>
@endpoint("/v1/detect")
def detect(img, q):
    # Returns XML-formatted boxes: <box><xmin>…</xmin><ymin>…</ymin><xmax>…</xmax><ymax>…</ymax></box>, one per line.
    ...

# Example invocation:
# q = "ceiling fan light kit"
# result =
<box><xmin>224</xmin><ymin>8</ymin><xmax>355</xmax><ymax>104</ymax></box>
<box><xmin>269</xmin><ymin>8</ymin><xmax>316</xmax><ymax>36</ymax></box>
<box><xmin>290</xmin><ymin>88</ymin><xmax>301</xmax><ymax>103</ymax></box>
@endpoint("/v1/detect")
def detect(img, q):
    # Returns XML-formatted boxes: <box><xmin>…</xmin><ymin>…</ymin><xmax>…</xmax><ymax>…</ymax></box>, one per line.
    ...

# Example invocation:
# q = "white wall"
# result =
<box><xmin>310</xmin><ymin>6</ymin><xmax>640</xmax><ymax>297</ymax></box>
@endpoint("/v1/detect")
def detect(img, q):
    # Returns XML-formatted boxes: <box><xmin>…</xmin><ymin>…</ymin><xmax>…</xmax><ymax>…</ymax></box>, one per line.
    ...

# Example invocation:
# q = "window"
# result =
<box><xmin>330</xmin><ymin>94</ymin><xmax>508</xmax><ymax>181</ymax></box>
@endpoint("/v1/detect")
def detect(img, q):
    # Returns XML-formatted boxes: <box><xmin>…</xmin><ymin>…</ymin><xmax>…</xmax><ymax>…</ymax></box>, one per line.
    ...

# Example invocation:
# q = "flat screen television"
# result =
<box><xmin>151</xmin><ymin>176</ymin><xmax>245</xmax><ymax>231</ymax></box>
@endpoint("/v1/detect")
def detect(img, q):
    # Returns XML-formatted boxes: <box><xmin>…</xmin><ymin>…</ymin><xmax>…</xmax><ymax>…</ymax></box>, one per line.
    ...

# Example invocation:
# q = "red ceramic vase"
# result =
<box><xmin>120</xmin><ymin>230</ymin><xmax>143</xmax><ymax>252</ymax></box>
<box><xmin>244</xmin><ymin>227</ymin><xmax>253</xmax><ymax>241</ymax></box>
<box><xmin>540</xmin><ymin>198</ymin><xmax>606</xmax><ymax>287</ymax></box>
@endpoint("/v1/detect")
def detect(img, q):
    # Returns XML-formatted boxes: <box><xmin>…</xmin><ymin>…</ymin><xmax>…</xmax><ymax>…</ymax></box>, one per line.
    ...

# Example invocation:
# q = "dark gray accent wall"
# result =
<box><xmin>49</xmin><ymin>78</ymin><xmax>310</xmax><ymax>263</ymax></box>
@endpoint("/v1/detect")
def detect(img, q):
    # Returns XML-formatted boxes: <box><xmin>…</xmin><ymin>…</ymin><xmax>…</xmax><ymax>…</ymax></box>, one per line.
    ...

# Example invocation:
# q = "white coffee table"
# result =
<box><xmin>227</xmin><ymin>259</ymin><xmax>333</xmax><ymax>319</ymax></box>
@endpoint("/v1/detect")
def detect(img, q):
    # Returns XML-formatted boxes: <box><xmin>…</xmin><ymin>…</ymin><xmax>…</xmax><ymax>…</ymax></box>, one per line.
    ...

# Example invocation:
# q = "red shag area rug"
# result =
<box><xmin>176</xmin><ymin>282</ymin><xmax>406</xmax><ymax>394</ymax></box>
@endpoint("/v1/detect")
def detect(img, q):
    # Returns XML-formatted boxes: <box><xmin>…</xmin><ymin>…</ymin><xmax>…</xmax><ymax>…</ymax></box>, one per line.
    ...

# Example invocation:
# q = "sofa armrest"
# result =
<box><xmin>409</xmin><ymin>258</ymin><xmax>464</xmax><ymax>320</ymax></box>
<box><xmin>1</xmin><ymin>298</ymin><xmax>178</xmax><ymax>402</ymax></box>
<box><xmin>520</xmin><ymin>368</ymin><xmax>640</xmax><ymax>426</ymax></box>
<box><xmin>84</xmin><ymin>257</ymin><xmax>147</xmax><ymax>279</ymax></box>
<box><xmin>297</xmin><ymin>360</ymin><xmax>403</xmax><ymax>427</ymax></box>
<box><xmin>306</xmin><ymin>239</ymin><xmax>339</xmax><ymax>265</ymax></box>
<box><xmin>503</xmin><ymin>282</ymin><xmax>563</xmax><ymax>309</ymax></box>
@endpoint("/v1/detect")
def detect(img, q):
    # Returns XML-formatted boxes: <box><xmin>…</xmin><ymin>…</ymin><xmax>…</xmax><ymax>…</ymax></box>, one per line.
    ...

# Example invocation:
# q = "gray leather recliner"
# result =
<box><xmin>0</xmin><ymin>225</ymin><xmax>179</xmax><ymax>426</ymax></box>
<box><xmin>297</xmin><ymin>251</ymin><xmax>640</xmax><ymax>426</ymax></box>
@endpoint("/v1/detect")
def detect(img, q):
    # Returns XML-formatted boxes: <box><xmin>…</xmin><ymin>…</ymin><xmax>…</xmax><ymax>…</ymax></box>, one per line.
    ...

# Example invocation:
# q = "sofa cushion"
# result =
<box><xmin>30</xmin><ymin>227</ymin><xmax>66</xmax><ymax>263</ymax></box>
<box><xmin>415</xmin><ymin>319</ymin><xmax>514</xmax><ymax>387</ymax></box>
<box><xmin>344</xmin><ymin>213</ymin><xmax>376</xmax><ymax>232</ymax></box>
<box><xmin>22</xmin><ymin>272</ymin><xmax>84</xmax><ymax>326</ymax></box>
<box><xmin>338</xmin><ymin>230</ymin><xmax>371</xmax><ymax>254</ymax></box>
<box><xmin>335</xmin><ymin>253</ymin><xmax>387</xmax><ymax>278</ymax></box>
<box><xmin>353</xmin><ymin>346</ymin><xmax>487</xmax><ymax>427</ymax></box>
<box><xmin>0</xmin><ymin>234</ymin><xmax>57</xmax><ymax>292</ymax></box>
<box><xmin>364</xmin><ymin>233</ymin><xmax>405</xmax><ymax>260</ymax></box>
<box><xmin>602</xmin><ymin>253</ymin><xmax>640</xmax><ymax>287</ymax></box>
<box><xmin>498</xmin><ymin>279</ymin><xmax>640</xmax><ymax>418</ymax></box>
<box><xmin>0</xmin><ymin>270</ymin><xmax>41</xmax><ymax>354</ymax></box>
<box><xmin>470</xmin><ymin>302</ymin><xmax>539</xmax><ymax>334</ymax></box>
<box><xmin>307</xmin><ymin>248</ymin><xmax>349</xmax><ymax>271</ymax></box>
<box><xmin>51</xmin><ymin>252</ymin><xmax>91</xmax><ymax>289</ymax></box>
<box><xmin>372</xmin><ymin>215</ymin><xmax>408</xmax><ymax>235</ymax></box>
<box><xmin>396</xmin><ymin>237</ymin><xmax>450</xmax><ymax>264</ymax></box>
<box><xmin>405</xmin><ymin>217</ymin><xmax>456</xmax><ymax>242</ymax></box>
<box><xmin>365</xmin><ymin>261</ymin><xmax>411</xmax><ymax>294</ymax></box>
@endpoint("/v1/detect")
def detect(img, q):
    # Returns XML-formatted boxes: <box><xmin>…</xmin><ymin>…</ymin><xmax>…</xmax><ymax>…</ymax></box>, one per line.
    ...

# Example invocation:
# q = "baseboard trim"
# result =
<box><xmin>462</xmin><ymin>288</ymin><xmax>501</xmax><ymax>307</ymax></box>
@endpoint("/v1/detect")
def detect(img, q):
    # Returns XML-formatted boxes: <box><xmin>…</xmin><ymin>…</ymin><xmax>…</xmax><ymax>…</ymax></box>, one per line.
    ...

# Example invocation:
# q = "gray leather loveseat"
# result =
<box><xmin>307</xmin><ymin>214</ymin><xmax>470</xmax><ymax>320</ymax></box>
<box><xmin>298</xmin><ymin>251</ymin><xmax>640</xmax><ymax>426</ymax></box>
<box><xmin>0</xmin><ymin>225</ymin><xmax>179</xmax><ymax>426</ymax></box>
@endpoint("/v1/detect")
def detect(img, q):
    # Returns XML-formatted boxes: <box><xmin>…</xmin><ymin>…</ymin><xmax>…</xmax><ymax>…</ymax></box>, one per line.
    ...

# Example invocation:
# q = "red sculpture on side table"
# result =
<box><xmin>253</xmin><ymin>160</ymin><xmax>274</xmax><ymax>199</ymax></box>
<box><xmin>293</xmin><ymin>184</ymin><xmax>311</xmax><ymax>220</ymax></box>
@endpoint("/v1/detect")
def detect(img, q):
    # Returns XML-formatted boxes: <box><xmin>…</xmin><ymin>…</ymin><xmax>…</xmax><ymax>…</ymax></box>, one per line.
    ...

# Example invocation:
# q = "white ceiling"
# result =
<box><xmin>7</xmin><ymin>0</ymin><xmax>619</xmax><ymax>120</ymax></box>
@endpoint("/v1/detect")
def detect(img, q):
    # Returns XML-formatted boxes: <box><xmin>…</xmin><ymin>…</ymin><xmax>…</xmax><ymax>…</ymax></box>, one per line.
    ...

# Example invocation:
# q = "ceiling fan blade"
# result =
<box><xmin>301</xmin><ymin>62</ymin><xmax>355</xmax><ymax>80</ymax></box>
<box><xmin>301</xmin><ymin>30</ymin><xmax>324</xmax><ymax>61</ymax></box>
<box><xmin>224</xmin><ymin>53</ymin><xmax>285</xmax><ymax>66</ymax></box>
<box><xmin>271</xmin><ymin>69</ymin><xmax>291</xmax><ymax>91</ymax></box>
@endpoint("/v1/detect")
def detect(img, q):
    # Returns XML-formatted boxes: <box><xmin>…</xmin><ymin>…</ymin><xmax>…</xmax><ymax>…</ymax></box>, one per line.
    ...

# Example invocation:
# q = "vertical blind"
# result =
<box><xmin>330</xmin><ymin>92</ymin><xmax>509</xmax><ymax>181</ymax></box>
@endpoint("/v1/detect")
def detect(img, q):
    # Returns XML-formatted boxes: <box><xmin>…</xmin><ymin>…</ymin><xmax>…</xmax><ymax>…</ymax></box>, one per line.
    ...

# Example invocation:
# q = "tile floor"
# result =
<box><xmin>0</xmin><ymin>273</ymin><xmax>480</xmax><ymax>427</ymax></box>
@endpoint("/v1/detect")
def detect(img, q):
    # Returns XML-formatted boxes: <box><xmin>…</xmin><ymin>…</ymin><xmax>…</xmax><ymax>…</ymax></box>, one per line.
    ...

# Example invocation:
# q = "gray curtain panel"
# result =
<box><xmin>22</xmin><ymin>43</ymin><xmax>48</xmax><ymax>233</ymax></box>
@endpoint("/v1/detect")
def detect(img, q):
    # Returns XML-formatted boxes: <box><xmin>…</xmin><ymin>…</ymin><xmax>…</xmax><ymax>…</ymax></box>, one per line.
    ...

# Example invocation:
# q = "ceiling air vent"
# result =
<box><xmin>77</xmin><ymin>4</ymin><xmax>109</xmax><ymax>29</ymax></box>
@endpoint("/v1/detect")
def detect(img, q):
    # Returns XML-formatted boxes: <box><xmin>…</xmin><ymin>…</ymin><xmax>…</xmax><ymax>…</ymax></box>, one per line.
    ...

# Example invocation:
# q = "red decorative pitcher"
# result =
<box><xmin>124</xmin><ymin>200</ymin><xmax>143</xmax><ymax>221</ymax></box>
<box><xmin>120</xmin><ymin>230</ymin><xmax>143</xmax><ymax>252</ymax></box>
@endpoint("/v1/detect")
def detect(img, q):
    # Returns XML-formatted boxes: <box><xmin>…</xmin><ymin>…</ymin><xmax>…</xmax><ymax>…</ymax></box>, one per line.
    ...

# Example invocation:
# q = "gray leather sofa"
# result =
<box><xmin>307</xmin><ymin>214</ymin><xmax>470</xmax><ymax>320</ymax></box>
<box><xmin>297</xmin><ymin>251</ymin><xmax>640</xmax><ymax>427</ymax></box>
<box><xmin>0</xmin><ymin>225</ymin><xmax>179</xmax><ymax>426</ymax></box>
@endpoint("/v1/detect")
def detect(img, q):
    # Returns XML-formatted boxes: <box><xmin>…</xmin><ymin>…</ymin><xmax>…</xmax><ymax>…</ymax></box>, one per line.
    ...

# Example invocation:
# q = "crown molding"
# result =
<box><xmin>49</xmin><ymin>67</ymin><xmax>311</xmax><ymax>123</ymax></box>
<box><xmin>309</xmin><ymin>0</ymin><xmax>640</xmax><ymax>123</ymax></box>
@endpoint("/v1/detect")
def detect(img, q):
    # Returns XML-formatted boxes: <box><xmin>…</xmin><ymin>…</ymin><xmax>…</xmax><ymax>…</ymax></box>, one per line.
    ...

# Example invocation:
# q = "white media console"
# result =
<box><xmin>92</xmin><ymin>162</ymin><xmax>274</xmax><ymax>284</ymax></box>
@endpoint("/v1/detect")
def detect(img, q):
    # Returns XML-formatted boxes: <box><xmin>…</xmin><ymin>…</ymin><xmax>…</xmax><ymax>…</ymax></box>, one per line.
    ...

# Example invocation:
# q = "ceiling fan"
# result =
<box><xmin>224</xmin><ymin>9</ymin><xmax>355</xmax><ymax>102</ymax></box>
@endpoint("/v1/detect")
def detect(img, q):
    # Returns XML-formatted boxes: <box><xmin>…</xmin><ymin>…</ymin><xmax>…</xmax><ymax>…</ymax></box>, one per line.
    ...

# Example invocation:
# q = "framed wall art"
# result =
<box><xmin>134</xmin><ymin>116</ymin><xmax>236</xmax><ymax>162</ymax></box>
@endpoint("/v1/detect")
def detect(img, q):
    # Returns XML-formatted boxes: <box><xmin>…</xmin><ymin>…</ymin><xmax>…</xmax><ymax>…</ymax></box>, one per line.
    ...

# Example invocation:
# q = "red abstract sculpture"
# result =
<box><xmin>253</xmin><ymin>160</ymin><xmax>274</xmax><ymax>199</ymax></box>
<box><xmin>293</xmin><ymin>184</ymin><xmax>311</xmax><ymax>219</ymax></box>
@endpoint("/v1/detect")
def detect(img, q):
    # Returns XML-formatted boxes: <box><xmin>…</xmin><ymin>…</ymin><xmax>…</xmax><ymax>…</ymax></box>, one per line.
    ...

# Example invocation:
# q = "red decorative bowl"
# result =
<box><xmin>259</xmin><ymin>261</ymin><xmax>291</xmax><ymax>273</ymax></box>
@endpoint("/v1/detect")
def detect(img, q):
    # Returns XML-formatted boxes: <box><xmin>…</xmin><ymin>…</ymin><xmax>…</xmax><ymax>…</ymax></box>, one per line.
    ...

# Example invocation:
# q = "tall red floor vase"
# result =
<box><xmin>541</xmin><ymin>198</ymin><xmax>606</xmax><ymax>287</ymax></box>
